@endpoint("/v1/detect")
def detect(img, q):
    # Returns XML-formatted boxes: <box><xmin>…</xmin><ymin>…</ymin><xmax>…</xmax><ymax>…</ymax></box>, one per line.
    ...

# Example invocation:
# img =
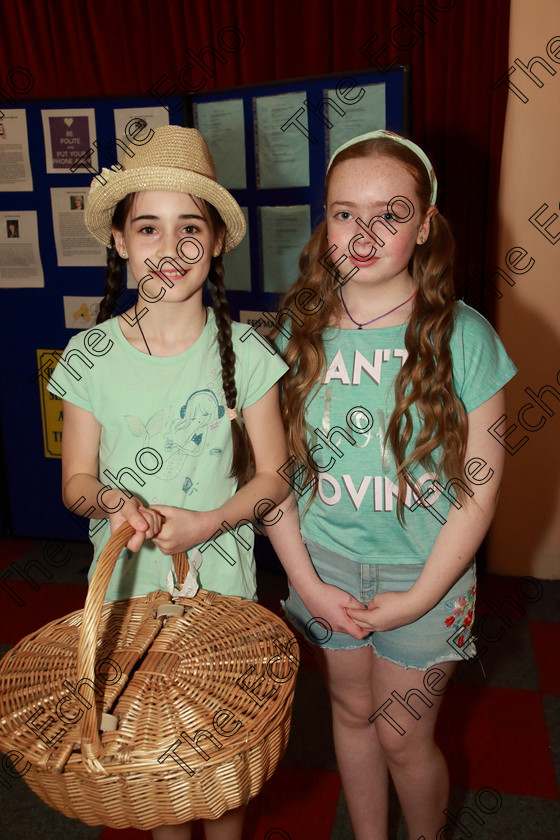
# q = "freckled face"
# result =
<box><xmin>326</xmin><ymin>155</ymin><xmax>430</xmax><ymax>288</ymax></box>
<box><xmin>113</xmin><ymin>190</ymin><xmax>222</xmax><ymax>302</ymax></box>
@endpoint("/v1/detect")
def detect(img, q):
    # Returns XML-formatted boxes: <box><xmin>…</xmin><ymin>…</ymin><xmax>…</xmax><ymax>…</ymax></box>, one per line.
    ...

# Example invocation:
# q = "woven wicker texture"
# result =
<box><xmin>0</xmin><ymin>523</ymin><xmax>297</xmax><ymax>829</ymax></box>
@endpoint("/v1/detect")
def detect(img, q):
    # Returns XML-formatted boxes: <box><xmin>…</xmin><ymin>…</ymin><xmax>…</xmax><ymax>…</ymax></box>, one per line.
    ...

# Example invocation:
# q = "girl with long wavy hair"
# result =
<box><xmin>267</xmin><ymin>130</ymin><xmax>516</xmax><ymax>840</ymax></box>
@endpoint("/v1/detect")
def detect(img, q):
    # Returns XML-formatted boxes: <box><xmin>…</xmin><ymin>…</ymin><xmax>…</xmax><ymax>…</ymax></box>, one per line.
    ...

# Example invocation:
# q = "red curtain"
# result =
<box><xmin>1</xmin><ymin>0</ymin><xmax>510</xmax><ymax>310</ymax></box>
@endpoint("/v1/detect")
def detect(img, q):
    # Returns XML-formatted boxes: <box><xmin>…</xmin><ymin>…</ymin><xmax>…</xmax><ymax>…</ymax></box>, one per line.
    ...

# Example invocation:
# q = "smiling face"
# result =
<box><xmin>113</xmin><ymin>190</ymin><xmax>224</xmax><ymax>303</ymax></box>
<box><xmin>326</xmin><ymin>154</ymin><xmax>434</xmax><ymax>292</ymax></box>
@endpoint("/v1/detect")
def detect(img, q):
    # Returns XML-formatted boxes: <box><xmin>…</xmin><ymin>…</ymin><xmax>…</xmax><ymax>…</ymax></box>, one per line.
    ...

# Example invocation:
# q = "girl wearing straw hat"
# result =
<box><xmin>48</xmin><ymin>125</ymin><xmax>289</xmax><ymax>839</ymax></box>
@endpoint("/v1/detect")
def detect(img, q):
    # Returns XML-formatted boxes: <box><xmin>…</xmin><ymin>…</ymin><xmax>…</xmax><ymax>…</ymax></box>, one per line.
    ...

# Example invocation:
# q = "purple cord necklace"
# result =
<box><xmin>339</xmin><ymin>286</ymin><xmax>417</xmax><ymax>329</ymax></box>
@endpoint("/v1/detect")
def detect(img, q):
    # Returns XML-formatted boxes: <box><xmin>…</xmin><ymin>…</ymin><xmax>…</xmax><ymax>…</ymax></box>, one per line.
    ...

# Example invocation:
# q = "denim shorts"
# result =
<box><xmin>283</xmin><ymin>539</ymin><xmax>477</xmax><ymax>670</ymax></box>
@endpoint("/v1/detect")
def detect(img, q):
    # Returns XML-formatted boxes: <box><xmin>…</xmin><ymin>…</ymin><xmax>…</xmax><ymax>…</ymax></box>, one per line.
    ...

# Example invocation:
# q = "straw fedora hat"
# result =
<box><xmin>84</xmin><ymin>125</ymin><xmax>246</xmax><ymax>252</ymax></box>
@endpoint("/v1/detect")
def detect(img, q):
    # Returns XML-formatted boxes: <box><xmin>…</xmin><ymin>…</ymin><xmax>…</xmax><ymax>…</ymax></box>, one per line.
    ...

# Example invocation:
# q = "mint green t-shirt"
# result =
<box><xmin>278</xmin><ymin>302</ymin><xmax>516</xmax><ymax>563</ymax></box>
<box><xmin>48</xmin><ymin>313</ymin><xmax>287</xmax><ymax>600</ymax></box>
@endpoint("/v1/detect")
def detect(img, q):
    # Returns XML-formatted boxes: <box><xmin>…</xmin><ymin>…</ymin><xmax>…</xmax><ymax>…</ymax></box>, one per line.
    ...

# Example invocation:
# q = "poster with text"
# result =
<box><xmin>194</xmin><ymin>99</ymin><xmax>247</xmax><ymax>189</ymax></box>
<box><xmin>36</xmin><ymin>350</ymin><xmax>63</xmax><ymax>458</ymax></box>
<box><xmin>255</xmin><ymin>93</ymin><xmax>310</xmax><ymax>189</ymax></box>
<box><xmin>326</xmin><ymin>83</ymin><xmax>386</xmax><ymax>160</ymax></box>
<box><xmin>41</xmin><ymin>109</ymin><xmax>97</xmax><ymax>174</ymax></box>
<box><xmin>223</xmin><ymin>207</ymin><xmax>251</xmax><ymax>290</ymax></box>
<box><xmin>239</xmin><ymin>311</ymin><xmax>276</xmax><ymax>337</ymax></box>
<box><xmin>50</xmin><ymin>187</ymin><xmax>106</xmax><ymax>266</ymax></box>
<box><xmin>0</xmin><ymin>211</ymin><xmax>44</xmax><ymax>287</ymax></box>
<box><xmin>113</xmin><ymin>107</ymin><xmax>169</xmax><ymax>164</ymax></box>
<box><xmin>0</xmin><ymin>109</ymin><xmax>33</xmax><ymax>191</ymax></box>
<box><xmin>260</xmin><ymin>205</ymin><xmax>311</xmax><ymax>292</ymax></box>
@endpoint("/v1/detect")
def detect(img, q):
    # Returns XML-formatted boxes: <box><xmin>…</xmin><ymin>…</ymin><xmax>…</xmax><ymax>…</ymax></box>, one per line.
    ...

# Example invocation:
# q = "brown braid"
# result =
<box><xmin>99</xmin><ymin>191</ymin><xmax>251</xmax><ymax>485</ymax></box>
<box><xmin>208</xmin><ymin>258</ymin><xmax>253</xmax><ymax>485</ymax></box>
<box><xmin>96</xmin><ymin>194</ymin><xmax>134</xmax><ymax>324</ymax></box>
<box><xmin>96</xmin><ymin>244</ymin><xmax>125</xmax><ymax>324</ymax></box>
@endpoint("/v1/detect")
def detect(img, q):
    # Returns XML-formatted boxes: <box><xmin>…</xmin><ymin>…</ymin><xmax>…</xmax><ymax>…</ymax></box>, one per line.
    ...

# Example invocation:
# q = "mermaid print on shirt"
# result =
<box><xmin>124</xmin><ymin>389</ymin><xmax>226</xmax><ymax>495</ymax></box>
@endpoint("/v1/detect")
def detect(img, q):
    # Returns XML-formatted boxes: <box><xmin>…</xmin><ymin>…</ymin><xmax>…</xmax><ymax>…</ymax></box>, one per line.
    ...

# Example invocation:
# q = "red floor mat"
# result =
<box><xmin>98</xmin><ymin>766</ymin><xmax>341</xmax><ymax>840</ymax></box>
<box><xmin>530</xmin><ymin>620</ymin><xmax>560</xmax><ymax>696</ymax></box>
<box><xmin>0</xmin><ymin>580</ymin><xmax>87</xmax><ymax>645</ymax></box>
<box><xmin>245</xmin><ymin>765</ymin><xmax>341</xmax><ymax>839</ymax></box>
<box><xmin>438</xmin><ymin>684</ymin><xmax>558</xmax><ymax>799</ymax></box>
<box><xmin>0</xmin><ymin>538</ymin><xmax>39</xmax><ymax>570</ymax></box>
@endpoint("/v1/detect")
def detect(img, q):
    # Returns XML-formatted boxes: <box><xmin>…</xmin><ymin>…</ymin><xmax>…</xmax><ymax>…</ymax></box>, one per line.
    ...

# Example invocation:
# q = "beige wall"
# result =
<box><xmin>487</xmin><ymin>0</ymin><xmax>560</xmax><ymax>577</ymax></box>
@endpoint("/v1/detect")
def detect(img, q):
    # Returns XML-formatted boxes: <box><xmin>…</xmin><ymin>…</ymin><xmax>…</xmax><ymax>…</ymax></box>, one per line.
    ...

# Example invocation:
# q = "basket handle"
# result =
<box><xmin>77</xmin><ymin>522</ymin><xmax>187</xmax><ymax>761</ymax></box>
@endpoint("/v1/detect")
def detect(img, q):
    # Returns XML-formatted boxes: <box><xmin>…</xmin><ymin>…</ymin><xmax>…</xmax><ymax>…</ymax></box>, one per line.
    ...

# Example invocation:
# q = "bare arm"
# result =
<box><xmin>348</xmin><ymin>389</ymin><xmax>507</xmax><ymax>631</ymax></box>
<box><xmin>61</xmin><ymin>400</ymin><xmax>162</xmax><ymax>551</ymax></box>
<box><xmin>264</xmin><ymin>492</ymin><xmax>369</xmax><ymax>639</ymax></box>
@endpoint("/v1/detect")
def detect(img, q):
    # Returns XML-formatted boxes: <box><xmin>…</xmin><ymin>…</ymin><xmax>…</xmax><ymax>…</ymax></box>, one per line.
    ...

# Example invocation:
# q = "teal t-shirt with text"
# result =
<box><xmin>278</xmin><ymin>302</ymin><xmax>517</xmax><ymax>563</ymax></box>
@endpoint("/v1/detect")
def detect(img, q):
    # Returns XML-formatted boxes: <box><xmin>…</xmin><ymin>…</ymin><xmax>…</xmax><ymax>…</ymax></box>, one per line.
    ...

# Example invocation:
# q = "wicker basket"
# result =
<box><xmin>0</xmin><ymin>523</ymin><xmax>298</xmax><ymax>829</ymax></box>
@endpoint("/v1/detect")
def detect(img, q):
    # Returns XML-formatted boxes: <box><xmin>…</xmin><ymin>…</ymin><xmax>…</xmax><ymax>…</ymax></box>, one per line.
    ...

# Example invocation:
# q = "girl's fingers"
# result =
<box><xmin>131</xmin><ymin>514</ymin><xmax>149</xmax><ymax>532</ymax></box>
<box><xmin>347</xmin><ymin>613</ymin><xmax>375</xmax><ymax>630</ymax></box>
<box><xmin>127</xmin><ymin>534</ymin><xmax>145</xmax><ymax>552</ymax></box>
<box><xmin>347</xmin><ymin>599</ymin><xmax>367</xmax><ymax>611</ymax></box>
<box><xmin>346</xmin><ymin>606</ymin><xmax>372</xmax><ymax>618</ymax></box>
<box><xmin>138</xmin><ymin>505</ymin><xmax>164</xmax><ymax>538</ymax></box>
<box><xmin>109</xmin><ymin>501</ymin><xmax>163</xmax><ymax>551</ymax></box>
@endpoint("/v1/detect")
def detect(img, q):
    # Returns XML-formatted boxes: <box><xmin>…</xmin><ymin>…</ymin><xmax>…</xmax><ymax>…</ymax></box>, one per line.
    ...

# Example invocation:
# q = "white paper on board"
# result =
<box><xmin>63</xmin><ymin>296</ymin><xmax>101</xmax><ymax>329</ymax></box>
<box><xmin>194</xmin><ymin>99</ymin><xmax>247</xmax><ymax>190</ymax></box>
<box><xmin>326</xmin><ymin>83</ymin><xmax>386</xmax><ymax>161</ymax></box>
<box><xmin>0</xmin><ymin>109</ymin><xmax>33</xmax><ymax>191</ymax></box>
<box><xmin>260</xmin><ymin>206</ymin><xmax>311</xmax><ymax>293</ymax></box>
<box><xmin>0</xmin><ymin>211</ymin><xmax>44</xmax><ymax>287</ymax></box>
<box><xmin>223</xmin><ymin>207</ymin><xmax>251</xmax><ymax>291</ymax></box>
<box><xmin>255</xmin><ymin>93</ymin><xmax>310</xmax><ymax>189</ymax></box>
<box><xmin>113</xmin><ymin>107</ymin><xmax>170</xmax><ymax>164</ymax></box>
<box><xmin>50</xmin><ymin>188</ymin><xmax>106</xmax><ymax>267</ymax></box>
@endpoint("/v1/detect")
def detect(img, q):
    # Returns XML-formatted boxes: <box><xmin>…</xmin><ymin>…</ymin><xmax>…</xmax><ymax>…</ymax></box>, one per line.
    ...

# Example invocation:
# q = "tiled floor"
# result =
<box><xmin>0</xmin><ymin>536</ymin><xmax>558</xmax><ymax>839</ymax></box>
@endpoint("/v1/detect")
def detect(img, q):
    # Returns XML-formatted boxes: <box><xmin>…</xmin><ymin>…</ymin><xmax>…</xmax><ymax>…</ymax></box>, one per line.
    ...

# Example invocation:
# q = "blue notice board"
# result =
<box><xmin>0</xmin><ymin>69</ymin><xmax>407</xmax><ymax>539</ymax></box>
<box><xmin>190</xmin><ymin>67</ymin><xmax>408</xmax><ymax>320</ymax></box>
<box><xmin>0</xmin><ymin>97</ymin><xmax>185</xmax><ymax>538</ymax></box>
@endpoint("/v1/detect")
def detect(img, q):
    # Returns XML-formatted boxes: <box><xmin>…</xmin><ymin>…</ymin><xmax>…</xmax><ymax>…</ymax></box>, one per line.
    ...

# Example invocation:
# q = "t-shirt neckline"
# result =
<box><xmin>110</xmin><ymin>308</ymin><xmax>215</xmax><ymax>363</ymax></box>
<box><xmin>324</xmin><ymin>321</ymin><xmax>408</xmax><ymax>336</ymax></box>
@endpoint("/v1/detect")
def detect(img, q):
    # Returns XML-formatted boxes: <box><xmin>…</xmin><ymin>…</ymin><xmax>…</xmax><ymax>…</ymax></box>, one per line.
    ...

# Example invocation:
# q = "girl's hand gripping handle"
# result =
<box><xmin>108</xmin><ymin>497</ymin><xmax>165</xmax><ymax>553</ymax></box>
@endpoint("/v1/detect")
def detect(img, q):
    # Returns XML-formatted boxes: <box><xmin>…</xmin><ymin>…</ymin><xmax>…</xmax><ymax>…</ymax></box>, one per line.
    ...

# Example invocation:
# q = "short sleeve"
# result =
<box><xmin>46</xmin><ymin>332</ymin><xmax>96</xmax><ymax>411</ymax></box>
<box><xmin>232</xmin><ymin>322</ymin><xmax>288</xmax><ymax>409</ymax></box>
<box><xmin>451</xmin><ymin>302</ymin><xmax>517</xmax><ymax>413</ymax></box>
<box><xmin>272</xmin><ymin>328</ymin><xmax>288</xmax><ymax>357</ymax></box>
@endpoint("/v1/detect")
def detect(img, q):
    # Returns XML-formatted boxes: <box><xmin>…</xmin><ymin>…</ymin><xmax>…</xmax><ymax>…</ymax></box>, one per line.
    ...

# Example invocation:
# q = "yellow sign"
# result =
<box><xmin>36</xmin><ymin>349</ymin><xmax>63</xmax><ymax>458</ymax></box>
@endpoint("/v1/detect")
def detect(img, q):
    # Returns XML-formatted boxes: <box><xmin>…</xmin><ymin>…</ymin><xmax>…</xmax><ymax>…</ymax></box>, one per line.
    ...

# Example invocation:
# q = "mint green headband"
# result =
<box><xmin>327</xmin><ymin>129</ymin><xmax>438</xmax><ymax>205</ymax></box>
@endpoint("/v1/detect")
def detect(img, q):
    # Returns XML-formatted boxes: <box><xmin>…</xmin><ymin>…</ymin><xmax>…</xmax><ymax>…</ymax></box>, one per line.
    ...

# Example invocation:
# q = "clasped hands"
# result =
<box><xmin>301</xmin><ymin>580</ymin><xmax>430</xmax><ymax>639</ymax></box>
<box><xmin>345</xmin><ymin>590</ymin><xmax>427</xmax><ymax>634</ymax></box>
<box><xmin>108</xmin><ymin>498</ymin><xmax>209</xmax><ymax>555</ymax></box>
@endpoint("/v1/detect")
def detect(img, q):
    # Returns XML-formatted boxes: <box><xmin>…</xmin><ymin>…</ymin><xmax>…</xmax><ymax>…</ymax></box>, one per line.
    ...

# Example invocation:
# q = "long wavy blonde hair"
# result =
<box><xmin>272</xmin><ymin>136</ymin><xmax>468</xmax><ymax>522</ymax></box>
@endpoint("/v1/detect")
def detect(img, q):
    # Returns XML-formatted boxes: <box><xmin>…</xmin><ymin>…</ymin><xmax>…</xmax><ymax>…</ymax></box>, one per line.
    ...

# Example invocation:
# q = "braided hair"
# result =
<box><xmin>96</xmin><ymin>193</ymin><xmax>133</xmax><ymax>326</ymax></box>
<box><xmin>202</xmin><ymin>199</ymin><xmax>253</xmax><ymax>485</ymax></box>
<box><xmin>96</xmin><ymin>192</ymin><xmax>252</xmax><ymax>487</ymax></box>
<box><xmin>208</xmin><ymin>256</ymin><xmax>254</xmax><ymax>485</ymax></box>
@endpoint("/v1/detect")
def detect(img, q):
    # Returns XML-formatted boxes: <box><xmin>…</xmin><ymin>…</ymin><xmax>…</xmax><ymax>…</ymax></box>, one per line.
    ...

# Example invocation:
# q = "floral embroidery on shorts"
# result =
<box><xmin>444</xmin><ymin>584</ymin><xmax>476</xmax><ymax>647</ymax></box>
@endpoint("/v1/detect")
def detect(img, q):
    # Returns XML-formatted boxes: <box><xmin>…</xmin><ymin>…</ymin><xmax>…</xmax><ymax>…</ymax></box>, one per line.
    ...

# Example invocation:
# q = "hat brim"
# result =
<box><xmin>84</xmin><ymin>166</ymin><xmax>246</xmax><ymax>252</ymax></box>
